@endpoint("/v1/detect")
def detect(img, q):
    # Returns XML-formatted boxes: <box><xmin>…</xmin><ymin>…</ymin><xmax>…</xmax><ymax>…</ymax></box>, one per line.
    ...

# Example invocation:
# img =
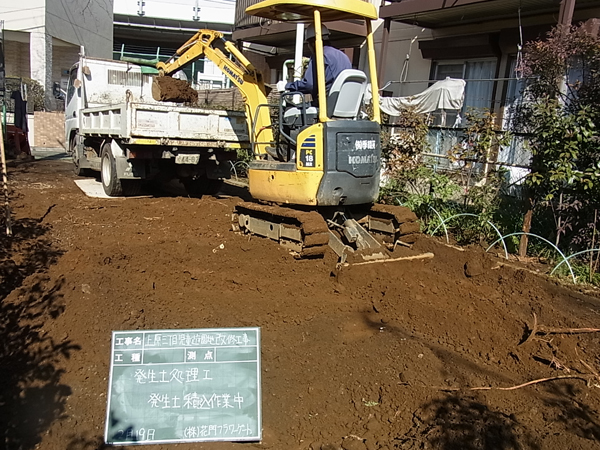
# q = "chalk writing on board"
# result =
<box><xmin>105</xmin><ymin>328</ymin><xmax>261</xmax><ymax>446</ymax></box>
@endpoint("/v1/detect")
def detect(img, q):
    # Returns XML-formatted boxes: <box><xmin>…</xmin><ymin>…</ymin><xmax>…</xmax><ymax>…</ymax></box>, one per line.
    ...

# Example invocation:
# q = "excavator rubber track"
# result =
<box><xmin>233</xmin><ymin>202</ymin><xmax>330</xmax><ymax>258</ymax></box>
<box><xmin>357</xmin><ymin>204</ymin><xmax>421</xmax><ymax>244</ymax></box>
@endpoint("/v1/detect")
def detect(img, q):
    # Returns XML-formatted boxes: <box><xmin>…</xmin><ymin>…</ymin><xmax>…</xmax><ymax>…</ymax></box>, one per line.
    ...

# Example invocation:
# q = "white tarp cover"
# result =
<box><xmin>379</xmin><ymin>78</ymin><xmax>466</xmax><ymax>116</ymax></box>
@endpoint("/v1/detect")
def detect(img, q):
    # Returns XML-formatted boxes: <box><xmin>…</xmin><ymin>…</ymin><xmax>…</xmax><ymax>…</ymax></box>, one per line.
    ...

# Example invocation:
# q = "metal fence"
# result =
<box><xmin>383</xmin><ymin>124</ymin><xmax>532</xmax><ymax>195</ymax></box>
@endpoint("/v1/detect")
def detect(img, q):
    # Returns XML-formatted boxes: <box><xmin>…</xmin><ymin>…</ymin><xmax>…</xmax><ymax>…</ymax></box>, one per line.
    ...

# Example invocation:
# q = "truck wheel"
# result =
<box><xmin>182</xmin><ymin>177</ymin><xmax>223</xmax><ymax>197</ymax></box>
<box><xmin>71</xmin><ymin>135</ymin><xmax>91</xmax><ymax>177</ymax></box>
<box><xmin>182</xmin><ymin>177</ymin><xmax>207</xmax><ymax>198</ymax></box>
<box><xmin>122</xmin><ymin>180</ymin><xmax>142</xmax><ymax>196</ymax></box>
<box><xmin>101</xmin><ymin>147</ymin><xmax>123</xmax><ymax>196</ymax></box>
<box><xmin>206</xmin><ymin>179</ymin><xmax>224</xmax><ymax>195</ymax></box>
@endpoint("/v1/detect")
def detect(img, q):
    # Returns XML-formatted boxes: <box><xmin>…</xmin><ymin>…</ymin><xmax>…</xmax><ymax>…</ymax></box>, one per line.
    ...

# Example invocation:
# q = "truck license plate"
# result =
<box><xmin>175</xmin><ymin>154</ymin><xmax>200</xmax><ymax>165</ymax></box>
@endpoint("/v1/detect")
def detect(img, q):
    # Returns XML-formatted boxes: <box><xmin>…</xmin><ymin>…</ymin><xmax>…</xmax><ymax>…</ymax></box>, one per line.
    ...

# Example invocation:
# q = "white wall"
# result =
<box><xmin>373</xmin><ymin>21</ymin><xmax>433</xmax><ymax>98</ymax></box>
<box><xmin>45</xmin><ymin>0</ymin><xmax>113</xmax><ymax>58</ymax></box>
<box><xmin>113</xmin><ymin>0</ymin><xmax>234</xmax><ymax>24</ymax></box>
<box><xmin>0</xmin><ymin>0</ymin><xmax>45</xmax><ymax>31</ymax></box>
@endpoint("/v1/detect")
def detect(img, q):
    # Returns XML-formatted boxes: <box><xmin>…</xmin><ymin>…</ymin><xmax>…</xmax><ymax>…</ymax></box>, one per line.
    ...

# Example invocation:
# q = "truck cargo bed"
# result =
<box><xmin>80</xmin><ymin>102</ymin><xmax>249</xmax><ymax>147</ymax></box>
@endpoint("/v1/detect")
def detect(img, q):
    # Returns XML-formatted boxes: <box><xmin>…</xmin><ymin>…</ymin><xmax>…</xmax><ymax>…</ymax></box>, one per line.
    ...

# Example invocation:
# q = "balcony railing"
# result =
<box><xmin>235</xmin><ymin>0</ymin><xmax>263</xmax><ymax>29</ymax></box>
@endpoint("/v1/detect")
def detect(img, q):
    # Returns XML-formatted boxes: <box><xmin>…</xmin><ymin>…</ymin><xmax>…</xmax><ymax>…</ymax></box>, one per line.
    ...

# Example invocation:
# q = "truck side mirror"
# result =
<box><xmin>82</xmin><ymin>66</ymin><xmax>91</xmax><ymax>76</ymax></box>
<box><xmin>74</xmin><ymin>79</ymin><xmax>82</xmax><ymax>89</ymax></box>
<box><xmin>53</xmin><ymin>81</ymin><xmax>65</xmax><ymax>100</ymax></box>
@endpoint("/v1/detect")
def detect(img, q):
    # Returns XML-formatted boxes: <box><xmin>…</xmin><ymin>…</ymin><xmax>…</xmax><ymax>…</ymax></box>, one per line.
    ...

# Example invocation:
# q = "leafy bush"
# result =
<box><xmin>513</xmin><ymin>24</ymin><xmax>600</xmax><ymax>254</ymax></box>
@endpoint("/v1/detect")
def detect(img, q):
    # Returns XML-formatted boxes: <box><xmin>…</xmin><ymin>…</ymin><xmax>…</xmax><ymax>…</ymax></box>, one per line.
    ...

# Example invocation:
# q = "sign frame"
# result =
<box><xmin>104</xmin><ymin>327</ymin><xmax>262</xmax><ymax>445</ymax></box>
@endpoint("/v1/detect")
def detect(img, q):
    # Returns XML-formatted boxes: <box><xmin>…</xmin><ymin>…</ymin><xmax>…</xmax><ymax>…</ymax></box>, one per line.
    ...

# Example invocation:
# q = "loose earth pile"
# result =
<box><xmin>1</xmin><ymin>158</ymin><xmax>599</xmax><ymax>450</ymax></box>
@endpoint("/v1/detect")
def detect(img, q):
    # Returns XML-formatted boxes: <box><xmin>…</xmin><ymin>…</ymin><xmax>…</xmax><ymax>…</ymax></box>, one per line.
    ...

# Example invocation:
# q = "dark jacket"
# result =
<box><xmin>11</xmin><ymin>90</ymin><xmax>28</xmax><ymax>133</ymax></box>
<box><xmin>285</xmin><ymin>45</ymin><xmax>352</xmax><ymax>102</ymax></box>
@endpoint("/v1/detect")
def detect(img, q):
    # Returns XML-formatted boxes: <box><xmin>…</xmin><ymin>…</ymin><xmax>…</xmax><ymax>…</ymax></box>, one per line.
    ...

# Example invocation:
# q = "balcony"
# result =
<box><xmin>379</xmin><ymin>0</ymin><xmax>600</xmax><ymax>29</ymax></box>
<box><xmin>233</xmin><ymin>0</ymin><xmax>369</xmax><ymax>51</ymax></box>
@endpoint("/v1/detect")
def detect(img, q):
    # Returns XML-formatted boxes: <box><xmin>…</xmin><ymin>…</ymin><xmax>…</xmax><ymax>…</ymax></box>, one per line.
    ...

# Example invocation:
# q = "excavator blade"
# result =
<box><xmin>326</xmin><ymin>204</ymin><xmax>420</xmax><ymax>263</ymax></box>
<box><xmin>151</xmin><ymin>76</ymin><xmax>199</xmax><ymax>103</ymax></box>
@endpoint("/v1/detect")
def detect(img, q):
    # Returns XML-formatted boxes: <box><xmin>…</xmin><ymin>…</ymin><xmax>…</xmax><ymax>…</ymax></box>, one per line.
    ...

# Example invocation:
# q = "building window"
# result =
<box><xmin>432</xmin><ymin>59</ymin><xmax>497</xmax><ymax>111</ymax></box>
<box><xmin>66</xmin><ymin>67</ymin><xmax>79</xmax><ymax>104</ymax></box>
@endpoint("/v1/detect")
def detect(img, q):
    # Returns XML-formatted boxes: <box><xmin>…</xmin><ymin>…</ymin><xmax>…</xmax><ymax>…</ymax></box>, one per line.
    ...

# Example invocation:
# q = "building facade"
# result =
<box><xmin>1</xmin><ymin>0</ymin><xmax>113</xmax><ymax>111</ymax></box>
<box><xmin>376</xmin><ymin>0</ymin><xmax>600</xmax><ymax>180</ymax></box>
<box><xmin>112</xmin><ymin>0</ymin><xmax>236</xmax><ymax>89</ymax></box>
<box><xmin>377</xmin><ymin>0</ymin><xmax>600</xmax><ymax>120</ymax></box>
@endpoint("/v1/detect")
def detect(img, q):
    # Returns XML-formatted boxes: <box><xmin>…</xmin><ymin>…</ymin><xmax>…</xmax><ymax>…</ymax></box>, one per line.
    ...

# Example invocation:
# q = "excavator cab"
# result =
<box><xmin>243</xmin><ymin>0</ymin><xmax>382</xmax><ymax>209</ymax></box>
<box><xmin>276</xmin><ymin>68</ymin><xmax>368</xmax><ymax>163</ymax></box>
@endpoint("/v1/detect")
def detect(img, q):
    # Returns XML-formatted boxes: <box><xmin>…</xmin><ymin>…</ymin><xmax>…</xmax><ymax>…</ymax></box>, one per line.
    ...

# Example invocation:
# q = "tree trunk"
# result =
<box><xmin>519</xmin><ymin>194</ymin><xmax>534</xmax><ymax>257</ymax></box>
<box><xmin>555</xmin><ymin>191</ymin><xmax>563</xmax><ymax>248</ymax></box>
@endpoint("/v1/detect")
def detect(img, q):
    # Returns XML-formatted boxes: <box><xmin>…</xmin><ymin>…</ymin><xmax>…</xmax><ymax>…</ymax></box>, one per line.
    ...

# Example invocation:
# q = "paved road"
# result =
<box><xmin>31</xmin><ymin>148</ymin><xmax>70</xmax><ymax>161</ymax></box>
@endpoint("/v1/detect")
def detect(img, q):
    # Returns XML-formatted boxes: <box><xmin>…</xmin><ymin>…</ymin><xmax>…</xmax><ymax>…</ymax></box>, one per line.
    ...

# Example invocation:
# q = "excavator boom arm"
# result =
<box><xmin>156</xmin><ymin>29</ymin><xmax>274</xmax><ymax>156</ymax></box>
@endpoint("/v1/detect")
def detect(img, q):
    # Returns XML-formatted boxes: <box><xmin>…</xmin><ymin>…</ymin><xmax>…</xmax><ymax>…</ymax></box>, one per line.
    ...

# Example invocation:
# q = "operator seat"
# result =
<box><xmin>283</xmin><ymin>69</ymin><xmax>368</xmax><ymax>127</ymax></box>
<box><xmin>326</xmin><ymin>69</ymin><xmax>368</xmax><ymax>119</ymax></box>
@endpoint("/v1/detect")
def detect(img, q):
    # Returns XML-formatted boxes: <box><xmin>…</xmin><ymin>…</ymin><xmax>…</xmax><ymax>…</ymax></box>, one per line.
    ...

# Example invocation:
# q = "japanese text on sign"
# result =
<box><xmin>105</xmin><ymin>327</ymin><xmax>261</xmax><ymax>446</ymax></box>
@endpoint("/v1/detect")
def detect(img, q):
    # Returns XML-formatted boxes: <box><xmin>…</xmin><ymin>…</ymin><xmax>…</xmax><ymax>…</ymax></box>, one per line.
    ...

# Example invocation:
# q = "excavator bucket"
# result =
<box><xmin>151</xmin><ymin>76</ymin><xmax>199</xmax><ymax>103</ymax></box>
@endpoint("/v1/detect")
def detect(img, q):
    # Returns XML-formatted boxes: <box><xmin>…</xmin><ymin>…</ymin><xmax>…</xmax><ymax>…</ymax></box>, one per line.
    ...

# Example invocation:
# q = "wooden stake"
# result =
<box><xmin>0</xmin><ymin>124</ymin><xmax>12</xmax><ymax>236</ymax></box>
<box><xmin>519</xmin><ymin>192</ymin><xmax>534</xmax><ymax>257</ymax></box>
<box><xmin>348</xmin><ymin>252</ymin><xmax>434</xmax><ymax>266</ymax></box>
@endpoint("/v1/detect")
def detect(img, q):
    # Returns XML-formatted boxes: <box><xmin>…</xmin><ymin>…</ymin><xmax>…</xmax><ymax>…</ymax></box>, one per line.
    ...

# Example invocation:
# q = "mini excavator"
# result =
<box><xmin>152</xmin><ymin>0</ymin><xmax>420</xmax><ymax>262</ymax></box>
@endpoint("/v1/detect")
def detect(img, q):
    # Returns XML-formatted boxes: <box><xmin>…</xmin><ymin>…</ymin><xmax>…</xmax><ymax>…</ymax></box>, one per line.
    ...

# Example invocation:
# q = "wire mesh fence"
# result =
<box><xmin>383</xmin><ymin>123</ymin><xmax>532</xmax><ymax>196</ymax></box>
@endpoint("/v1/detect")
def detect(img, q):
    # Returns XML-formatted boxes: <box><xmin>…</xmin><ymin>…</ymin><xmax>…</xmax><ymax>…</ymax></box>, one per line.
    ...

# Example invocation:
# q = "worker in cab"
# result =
<box><xmin>277</xmin><ymin>24</ymin><xmax>352</xmax><ymax>105</ymax></box>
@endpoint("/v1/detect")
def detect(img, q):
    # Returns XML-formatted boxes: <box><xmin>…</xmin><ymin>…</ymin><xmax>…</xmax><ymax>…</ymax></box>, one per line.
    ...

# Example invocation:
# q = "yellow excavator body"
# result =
<box><xmin>153</xmin><ymin>0</ymin><xmax>421</xmax><ymax>261</ymax></box>
<box><xmin>248</xmin><ymin>124</ymin><xmax>325</xmax><ymax>205</ymax></box>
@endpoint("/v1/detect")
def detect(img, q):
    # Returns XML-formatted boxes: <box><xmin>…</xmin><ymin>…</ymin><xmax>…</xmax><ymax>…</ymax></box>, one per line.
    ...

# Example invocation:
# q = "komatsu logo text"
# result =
<box><xmin>224</xmin><ymin>66</ymin><xmax>244</xmax><ymax>85</ymax></box>
<box><xmin>348</xmin><ymin>154</ymin><xmax>378</xmax><ymax>165</ymax></box>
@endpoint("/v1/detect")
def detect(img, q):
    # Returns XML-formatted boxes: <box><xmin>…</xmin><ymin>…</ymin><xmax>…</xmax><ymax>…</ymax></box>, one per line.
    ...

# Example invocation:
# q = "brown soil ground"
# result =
<box><xmin>2</xmin><ymin>156</ymin><xmax>600</xmax><ymax>450</ymax></box>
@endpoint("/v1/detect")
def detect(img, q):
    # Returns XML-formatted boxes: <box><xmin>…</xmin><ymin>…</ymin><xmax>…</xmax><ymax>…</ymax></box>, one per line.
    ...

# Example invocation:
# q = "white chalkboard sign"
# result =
<box><xmin>104</xmin><ymin>327</ymin><xmax>261</xmax><ymax>445</ymax></box>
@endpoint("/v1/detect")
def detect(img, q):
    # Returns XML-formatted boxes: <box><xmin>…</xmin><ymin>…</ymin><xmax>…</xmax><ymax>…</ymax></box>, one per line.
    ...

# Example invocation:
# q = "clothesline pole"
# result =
<box><xmin>0</xmin><ymin>123</ymin><xmax>12</xmax><ymax>236</ymax></box>
<box><xmin>382</xmin><ymin>77</ymin><xmax>528</xmax><ymax>88</ymax></box>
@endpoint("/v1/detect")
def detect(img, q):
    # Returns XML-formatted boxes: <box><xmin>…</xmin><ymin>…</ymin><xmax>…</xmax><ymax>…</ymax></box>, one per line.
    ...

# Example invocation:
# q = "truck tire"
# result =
<box><xmin>122</xmin><ymin>180</ymin><xmax>142</xmax><ymax>196</ymax></box>
<box><xmin>182</xmin><ymin>177</ymin><xmax>223</xmax><ymax>197</ymax></box>
<box><xmin>71</xmin><ymin>134</ymin><xmax>91</xmax><ymax>177</ymax></box>
<box><xmin>101</xmin><ymin>146</ymin><xmax>124</xmax><ymax>196</ymax></box>
<box><xmin>182</xmin><ymin>177</ymin><xmax>207</xmax><ymax>198</ymax></box>
<box><xmin>206</xmin><ymin>179</ymin><xmax>224</xmax><ymax>195</ymax></box>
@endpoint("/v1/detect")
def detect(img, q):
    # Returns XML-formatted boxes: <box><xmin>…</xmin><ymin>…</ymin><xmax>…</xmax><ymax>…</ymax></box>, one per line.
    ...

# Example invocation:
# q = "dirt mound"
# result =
<box><xmin>2</xmin><ymin>158</ymin><xmax>600</xmax><ymax>450</ymax></box>
<box><xmin>152</xmin><ymin>76</ymin><xmax>198</xmax><ymax>103</ymax></box>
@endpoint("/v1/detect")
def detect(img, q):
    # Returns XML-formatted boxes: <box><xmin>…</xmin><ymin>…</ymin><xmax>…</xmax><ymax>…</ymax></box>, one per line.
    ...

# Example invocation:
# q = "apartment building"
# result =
<box><xmin>1</xmin><ymin>0</ymin><xmax>236</xmax><ymax>109</ymax></box>
<box><xmin>1</xmin><ymin>0</ymin><xmax>113</xmax><ymax>111</ymax></box>
<box><xmin>378</xmin><ymin>0</ymin><xmax>600</xmax><ymax>118</ymax></box>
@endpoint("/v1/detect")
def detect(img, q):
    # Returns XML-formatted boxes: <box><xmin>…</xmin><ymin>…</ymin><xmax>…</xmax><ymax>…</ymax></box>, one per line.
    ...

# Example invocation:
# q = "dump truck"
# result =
<box><xmin>64</xmin><ymin>52</ymin><xmax>249</xmax><ymax>196</ymax></box>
